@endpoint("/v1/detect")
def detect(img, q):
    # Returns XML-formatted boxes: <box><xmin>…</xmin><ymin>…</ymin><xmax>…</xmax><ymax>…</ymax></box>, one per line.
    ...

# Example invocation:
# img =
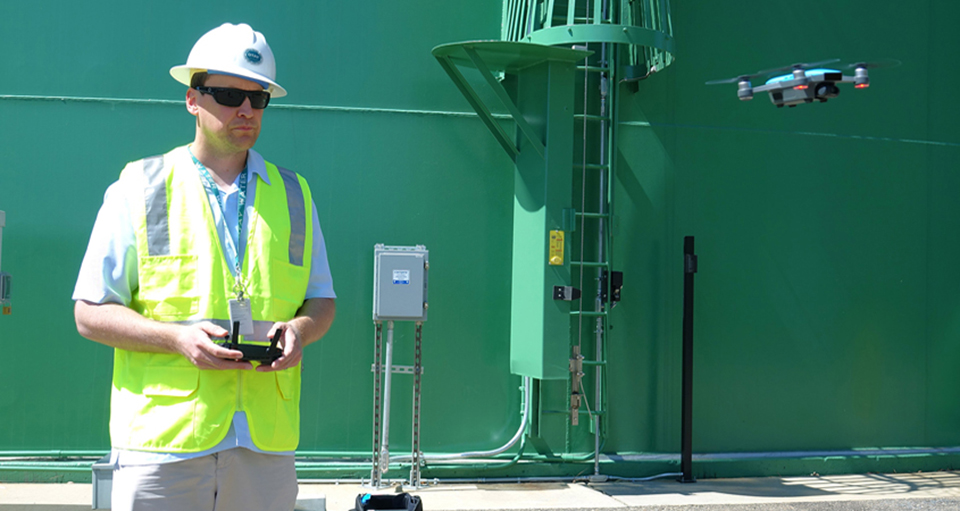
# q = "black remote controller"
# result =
<box><xmin>215</xmin><ymin>322</ymin><xmax>284</xmax><ymax>363</ymax></box>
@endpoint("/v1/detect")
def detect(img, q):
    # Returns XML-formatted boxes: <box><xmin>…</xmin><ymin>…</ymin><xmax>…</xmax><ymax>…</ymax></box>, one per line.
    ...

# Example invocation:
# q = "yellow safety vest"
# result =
<box><xmin>110</xmin><ymin>145</ymin><xmax>313</xmax><ymax>453</ymax></box>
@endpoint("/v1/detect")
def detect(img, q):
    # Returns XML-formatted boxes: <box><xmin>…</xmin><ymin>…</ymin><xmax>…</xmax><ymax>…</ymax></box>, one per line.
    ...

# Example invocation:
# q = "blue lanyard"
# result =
<box><xmin>189</xmin><ymin>149</ymin><xmax>248</xmax><ymax>294</ymax></box>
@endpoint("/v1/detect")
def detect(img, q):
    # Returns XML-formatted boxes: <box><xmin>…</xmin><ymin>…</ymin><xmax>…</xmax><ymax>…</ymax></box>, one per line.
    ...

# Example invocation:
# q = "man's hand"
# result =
<box><xmin>255</xmin><ymin>298</ymin><xmax>335</xmax><ymax>373</ymax></box>
<box><xmin>256</xmin><ymin>323</ymin><xmax>302</xmax><ymax>372</ymax></box>
<box><xmin>74</xmin><ymin>301</ymin><xmax>255</xmax><ymax>370</ymax></box>
<box><xmin>175</xmin><ymin>322</ymin><xmax>253</xmax><ymax>371</ymax></box>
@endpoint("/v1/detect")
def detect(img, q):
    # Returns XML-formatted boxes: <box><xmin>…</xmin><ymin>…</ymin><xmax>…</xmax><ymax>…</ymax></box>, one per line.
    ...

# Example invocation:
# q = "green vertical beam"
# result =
<box><xmin>509</xmin><ymin>59</ymin><xmax>576</xmax><ymax>380</ymax></box>
<box><xmin>432</xmin><ymin>41</ymin><xmax>589</xmax><ymax>380</ymax></box>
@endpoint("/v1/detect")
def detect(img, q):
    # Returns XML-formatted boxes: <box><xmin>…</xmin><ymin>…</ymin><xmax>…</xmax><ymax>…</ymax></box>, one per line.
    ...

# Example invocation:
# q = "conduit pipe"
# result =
<box><xmin>0</xmin><ymin>451</ymin><xmax>107</xmax><ymax>458</ymax></box>
<box><xmin>379</xmin><ymin>320</ymin><xmax>395</xmax><ymax>472</ymax></box>
<box><xmin>390</xmin><ymin>376</ymin><xmax>531</xmax><ymax>463</ymax></box>
<box><xmin>298</xmin><ymin>473</ymin><xmax>682</xmax><ymax>485</ymax></box>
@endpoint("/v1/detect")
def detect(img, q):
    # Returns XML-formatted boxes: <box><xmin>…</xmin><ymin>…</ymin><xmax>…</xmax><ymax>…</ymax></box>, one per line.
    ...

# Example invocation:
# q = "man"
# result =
<box><xmin>73</xmin><ymin>23</ymin><xmax>335</xmax><ymax>510</ymax></box>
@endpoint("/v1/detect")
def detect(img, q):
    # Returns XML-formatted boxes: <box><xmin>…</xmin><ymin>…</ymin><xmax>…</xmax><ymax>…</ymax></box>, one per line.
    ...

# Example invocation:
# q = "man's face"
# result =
<box><xmin>186</xmin><ymin>74</ymin><xmax>265</xmax><ymax>154</ymax></box>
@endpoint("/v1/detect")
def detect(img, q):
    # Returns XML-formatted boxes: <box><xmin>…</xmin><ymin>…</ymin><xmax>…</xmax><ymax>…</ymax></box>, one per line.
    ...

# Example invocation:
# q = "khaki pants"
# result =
<box><xmin>112</xmin><ymin>448</ymin><xmax>298</xmax><ymax>511</ymax></box>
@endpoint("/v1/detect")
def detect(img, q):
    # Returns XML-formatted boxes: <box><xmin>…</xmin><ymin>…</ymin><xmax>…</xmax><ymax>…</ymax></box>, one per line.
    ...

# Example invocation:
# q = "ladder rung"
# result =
<box><xmin>575</xmin><ymin>212</ymin><xmax>609</xmax><ymax>219</ymax></box>
<box><xmin>582</xmin><ymin>360</ymin><xmax>607</xmax><ymax>366</ymax></box>
<box><xmin>574</xmin><ymin>114</ymin><xmax>611</xmax><ymax>122</ymax></box>
<box><xmin>571</xmin><ymin>311</ymin><xmax>607</xmax><ymax>317</ymax></box>
<box><xmin>542</xmin><ymin>409</ymin><xmax>607</xmax><ymax>415</ymax></box>
<box><xmin>571</xmin><ymin>261</ymin><xmax>608</xmax><ymax>268</ymax></box>
<box><xmin>577</xmin><ymin>65</ymin><xmax>611</xmax><ymax>73</ymax></box>
<box><xmin>574</xmin><ymin>163</ymin><xmax>609</xmax><ymax>170</ymax></box>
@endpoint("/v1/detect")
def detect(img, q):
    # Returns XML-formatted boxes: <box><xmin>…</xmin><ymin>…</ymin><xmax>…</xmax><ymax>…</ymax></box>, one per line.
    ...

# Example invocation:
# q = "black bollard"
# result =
<box><xmin>679</xmin><ymin>236</ymin><xmax>697</xmax><ymax>483</ymax></box>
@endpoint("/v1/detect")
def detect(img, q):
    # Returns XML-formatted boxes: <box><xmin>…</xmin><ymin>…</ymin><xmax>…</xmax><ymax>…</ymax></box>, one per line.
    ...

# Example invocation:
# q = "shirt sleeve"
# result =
<box><xmin>305</xmin><ymin>200</ymin><xmax>336</xmax><ymax>299</ymax></box>
<box><xmin>72</xmin><ymin>181</ymin><xmax>138</xmax><ymax>305</ymax></box>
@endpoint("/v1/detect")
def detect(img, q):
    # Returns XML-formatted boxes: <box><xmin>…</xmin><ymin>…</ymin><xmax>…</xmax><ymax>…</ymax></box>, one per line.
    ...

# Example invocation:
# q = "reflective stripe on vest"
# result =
<box><xmin>141</xmin><ymin>159</ymin><xmax>307</xmax><ymax>263</ymax></box>
<box><xmin>143</xmin><ymin>155</ymin><xmax>171</xmax><ymax>256</ymax></box>
<box><xmin>277</xmin><ymin>166</ymin><xmax>306</xmax><ymax>267</ymax></box>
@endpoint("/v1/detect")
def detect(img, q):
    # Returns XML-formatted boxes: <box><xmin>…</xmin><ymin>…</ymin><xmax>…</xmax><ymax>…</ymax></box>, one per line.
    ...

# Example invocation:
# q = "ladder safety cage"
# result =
<box><xmin>501</xmin><ymin>0</ymin><xmax>675</xmax><ymax>80</ymax></box>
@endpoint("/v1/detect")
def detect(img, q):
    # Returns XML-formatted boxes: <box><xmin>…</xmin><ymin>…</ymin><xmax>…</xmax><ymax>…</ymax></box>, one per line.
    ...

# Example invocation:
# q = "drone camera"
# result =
<box><xmin>815</xmin><ymin>83</ymin><xmax>840</xmax><ymax>99</ymax></box>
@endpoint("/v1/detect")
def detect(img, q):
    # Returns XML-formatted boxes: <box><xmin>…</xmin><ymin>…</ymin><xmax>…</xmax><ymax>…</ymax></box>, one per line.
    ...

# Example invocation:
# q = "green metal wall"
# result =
<box><xmin>1</xmin><ymin>0</ymin><xmax>958</xmax><ymax>480</ymax></box>
<box><xmin>612</xmin><ymin>0</ymin><xmax>960</xmax><ymax>471</ymax></box>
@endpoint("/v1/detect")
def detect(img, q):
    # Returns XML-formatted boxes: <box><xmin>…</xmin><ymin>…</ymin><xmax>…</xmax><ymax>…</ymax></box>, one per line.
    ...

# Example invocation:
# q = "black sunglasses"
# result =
<box><xmin>194</xmin><ymin>86</ymin><xmax>271</xmax><ymax>109</ymax></box>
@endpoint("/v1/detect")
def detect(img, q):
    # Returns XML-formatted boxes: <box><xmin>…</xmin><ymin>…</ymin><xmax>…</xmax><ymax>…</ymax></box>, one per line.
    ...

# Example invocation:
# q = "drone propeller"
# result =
<box><xmin>843</xmin><ymin>59</ymin><xmax>901</xmax><ymax>70</ymax></box>
<box><xmin>705</xmin><ymin>58</ymin><xmax>842</xmax><ymax>86</ymax></box>
<box><xmin>705</xmin><ymin>74</ymin><xmax>761</xmax><ymax>85</ymax></box>
<box><xmin>841</xmin><ymin>59</ymin><xmax>899</xmax><ymax>88</ymax></box>
<box><xmin>754</xmin><ymin>58</ymin><xmax>842</xmax><ymax>76</ymax></box>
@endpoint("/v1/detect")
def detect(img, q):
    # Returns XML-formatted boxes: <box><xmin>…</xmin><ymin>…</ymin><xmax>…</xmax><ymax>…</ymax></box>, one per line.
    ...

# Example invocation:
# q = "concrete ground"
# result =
<box><xmin>2</xmin><ymin>471</ymin><xmax>960</xmax><ymax>510</ymax></box>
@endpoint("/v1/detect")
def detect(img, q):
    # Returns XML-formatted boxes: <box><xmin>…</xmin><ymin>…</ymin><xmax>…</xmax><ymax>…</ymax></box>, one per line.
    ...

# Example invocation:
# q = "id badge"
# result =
<box><xmin>228</xmin><ymin>298</ymin><xmax>255</xmax><ymax>337</ymax></box>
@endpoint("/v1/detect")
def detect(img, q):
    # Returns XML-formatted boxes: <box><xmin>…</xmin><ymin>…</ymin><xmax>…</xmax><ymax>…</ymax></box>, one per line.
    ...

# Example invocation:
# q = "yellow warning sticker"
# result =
<box><xmin>549</xmin><ymin>230</ymin><xmax>564</xmax><ymax>266</ymax></box>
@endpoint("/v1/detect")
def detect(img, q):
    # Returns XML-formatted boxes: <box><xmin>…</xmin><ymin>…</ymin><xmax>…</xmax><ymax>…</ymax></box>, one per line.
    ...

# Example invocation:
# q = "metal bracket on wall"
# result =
<box><xmin>554</xmin><ymin>286</ymin><xmax>581</xmax><ymax>301</ymax></box>
<box><xmin>432</xmin><ymin>41</ymin><xmax>592</xmax><ymax>162</ymax></box>
<box><xmin>569</xmin><ymin>345</ymin><xmax>585</xmax><ymax>426</ymax></box>
<box><xmin>370</xmin><ymin>364</ymin><xmax>425</xmax><ymax>375</ymax></box>
<box><xmin>599</xmin><ymin>270</ymin><xmax>623</xmax><ymax>303</ymax></box>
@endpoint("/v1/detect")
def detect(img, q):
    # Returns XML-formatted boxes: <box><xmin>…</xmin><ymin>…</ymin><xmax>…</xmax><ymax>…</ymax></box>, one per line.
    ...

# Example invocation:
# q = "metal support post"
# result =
<box><xmin>0</xmin><ymin>210</ymin><xmax>10</xmax><ymax>315</ymax></box>
<box><xmin>380</xmin><ymin>320</ymin><xmax>395</xmax><ymax>477</ymax></box>
<box><xmin>408</xmin><ymin>322</ymin><xmax>424</xmax><ymax>489</ymax></box>
<box><xmin>370</xmin><ymin>321</ymin><xmax>383</xmax><ymax>487</ymax></box>
<box><xmin>679</xmin><ymin>236</ymin><xmax>697</xmax><ymax>483</ymax></box>
<box><xmin>370</xmin><ymin>244</ymin><xmax>428</xmax><ymax>488</ymax></box>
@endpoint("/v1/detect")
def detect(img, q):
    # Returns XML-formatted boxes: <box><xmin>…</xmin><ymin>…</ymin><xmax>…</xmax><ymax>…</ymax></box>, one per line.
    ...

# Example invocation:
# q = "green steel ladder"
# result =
<box><xmin>501</xmin><ymin>0</ymin><xmax>674</xmax><ymax>471</ymax></box>
<box><xmin>568</xmin><ymin>38</ymin><xmax>616</xmax><ymax>471</ymax></box>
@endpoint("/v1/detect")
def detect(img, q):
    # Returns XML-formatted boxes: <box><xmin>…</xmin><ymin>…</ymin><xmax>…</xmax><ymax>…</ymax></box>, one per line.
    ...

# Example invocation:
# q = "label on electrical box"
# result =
<box><xmin>393</xmin><ymin>269</ymin><xmax>410</xmax><ymax>284</ymax></box>
<box><xmin>549</xmin><ymin>230</ymin><xmax>564</xmax><ymax>266</ymax></box>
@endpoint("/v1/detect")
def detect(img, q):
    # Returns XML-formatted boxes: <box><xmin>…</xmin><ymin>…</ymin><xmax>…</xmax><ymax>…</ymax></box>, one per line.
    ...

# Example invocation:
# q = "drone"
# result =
<box><xmin>706</xmin><ymin>59</ymin><xmax>900</xmax><ymax>108</ymax></box>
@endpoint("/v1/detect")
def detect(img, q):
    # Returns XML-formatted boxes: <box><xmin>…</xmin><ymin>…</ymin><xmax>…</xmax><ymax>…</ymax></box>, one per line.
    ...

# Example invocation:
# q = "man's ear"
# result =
<box><xmin>185</xmin><ymin>89</ymin><xmax>200</xmax><ymax>116</ymax></box>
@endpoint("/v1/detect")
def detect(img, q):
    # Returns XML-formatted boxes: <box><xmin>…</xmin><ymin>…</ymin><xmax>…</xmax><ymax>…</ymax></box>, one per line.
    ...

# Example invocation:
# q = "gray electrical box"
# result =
<box><xmin>373</xmin><ymin>244</ymin><xmax>428</xmax><ymax>321</ymax></box>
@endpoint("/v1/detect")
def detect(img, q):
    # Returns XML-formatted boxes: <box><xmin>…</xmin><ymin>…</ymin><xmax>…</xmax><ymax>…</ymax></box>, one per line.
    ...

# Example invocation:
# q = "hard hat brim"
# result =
<box><xmin>170</xmin><ymin>65</ymin><xmax>288</xmax><ymax>98</ymax></box>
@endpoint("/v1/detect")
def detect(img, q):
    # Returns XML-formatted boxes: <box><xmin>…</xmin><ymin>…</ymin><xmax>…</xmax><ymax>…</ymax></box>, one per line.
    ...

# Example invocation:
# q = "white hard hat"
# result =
<box><xmin>170</xmin><ymin>23</ymin><xmax>287</xmax><ymax>98</ymax></box>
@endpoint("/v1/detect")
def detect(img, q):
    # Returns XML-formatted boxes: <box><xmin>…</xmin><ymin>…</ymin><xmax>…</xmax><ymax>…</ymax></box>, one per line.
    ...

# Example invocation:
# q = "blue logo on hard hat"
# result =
<box><xmin>244</xmin><ymin>49</ymin><xmax>262</xmax><ymax>64</ymax></box>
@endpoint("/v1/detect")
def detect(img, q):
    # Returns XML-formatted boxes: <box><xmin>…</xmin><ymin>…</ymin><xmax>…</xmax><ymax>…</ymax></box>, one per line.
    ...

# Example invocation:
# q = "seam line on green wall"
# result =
<box><xmin>609</xmin><ymin>446</ymin><xmax>960</xmax><ymax>462</ymax></box>
<box><xmin>621</xmin><ymin>121</ymin><xmax>960</xmax><ymax>148</ymax></box>
<box><xmin>0</xmin><ymin>94</ymin><xmax>511</xmax><ymax>120</ymax></box>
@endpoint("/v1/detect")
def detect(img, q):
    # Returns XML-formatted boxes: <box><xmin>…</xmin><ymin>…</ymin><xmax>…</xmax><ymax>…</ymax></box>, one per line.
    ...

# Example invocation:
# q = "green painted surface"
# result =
<box><xmin>611</xmin><ymin>0</ymin><xmax>960</xmax><ymax>459</ymax></box>
<box><xmin>1</xmin><ymin>0</ymin><xmax>959</xmax><ymax>481</ymax></box>
<box><xmin>508</xmin><ymin>60</ymin><xmax>578</xmax><ymax>380</ymax></box>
